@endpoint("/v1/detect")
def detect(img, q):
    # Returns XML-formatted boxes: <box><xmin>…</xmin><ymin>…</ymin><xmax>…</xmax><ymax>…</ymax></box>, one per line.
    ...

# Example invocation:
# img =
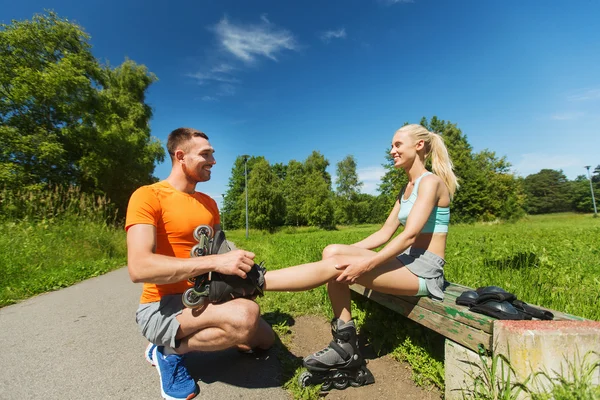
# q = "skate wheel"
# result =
<box><xmin>333</xmin><ymin>378</ymin><xmax>349</xmax><ymax>390</ymax></box>
<box><xmin>193</xmin><ymin>225</ymin><xmax>214</xmax><ymax>242</ymax></box>
<box><xmin>298</xmin><ymin>371</ymin><xmax>312</xmax><ymax>388</ymax></box>
<box><xmin>190</xmin><ymin>244</ymin><xmax>206</xmax><ymax>257</ymax></box>
<box><xmin>320</xmin><ymin>380</ymin><xmax>332</xmax><ymax>391</ymax></box>
<box><xmin>182</xmin><ymin>288</ymin><xmax>206</xmax><ymax>309</ymax></box>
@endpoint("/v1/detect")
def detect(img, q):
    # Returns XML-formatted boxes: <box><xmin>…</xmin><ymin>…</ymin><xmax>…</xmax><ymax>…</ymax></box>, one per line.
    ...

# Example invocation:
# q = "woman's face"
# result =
<box><xmin>390</xmin><ymin>130</ymin><xmax>418</xmax><ymax>169</ymax></box>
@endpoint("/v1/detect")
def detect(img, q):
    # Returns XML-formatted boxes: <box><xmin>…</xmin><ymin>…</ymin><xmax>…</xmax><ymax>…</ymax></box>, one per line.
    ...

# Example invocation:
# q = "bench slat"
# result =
<box><xmin>350</xmin><ymin>284</ymin><xmax>492</xmax><ymax>352</ymax></box>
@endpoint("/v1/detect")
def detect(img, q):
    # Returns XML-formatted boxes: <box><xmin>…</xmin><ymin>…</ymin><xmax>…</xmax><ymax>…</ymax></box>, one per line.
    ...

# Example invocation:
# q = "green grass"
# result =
<box><xmin>225</xmin><ymin>213</ymin><xmax>600</xmax><ymax>396</ymax></box>
<box><xmin>1</xmin><ymin>210</ymin><xmax>598</xmax><ymax>397</ymax></box>
<box><xmin>0</xmin><ymin>217</ymin><xmax>127</xmax><ymax>306</ymax></box>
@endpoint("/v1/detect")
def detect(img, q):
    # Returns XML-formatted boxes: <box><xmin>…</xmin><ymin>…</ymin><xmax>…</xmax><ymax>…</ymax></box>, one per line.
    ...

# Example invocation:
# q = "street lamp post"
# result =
<box><xmin>242</xmin><ymin>155</ymin><xmax>250</xmax><ymax>238</ymax></box>
<box><xmin>584</xmin><ymin>166</ymin><xmax>598</xmax><ymax>217</ymax></box>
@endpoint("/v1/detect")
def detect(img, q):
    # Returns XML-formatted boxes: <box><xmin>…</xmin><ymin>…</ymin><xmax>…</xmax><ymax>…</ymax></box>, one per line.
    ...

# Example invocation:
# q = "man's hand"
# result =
<box><xmin>209</xmin><ymin>250</ymin><xmax>256</xmax><ymax>279</ymax></box>
<box><xmin>335</xmin><ymin>257</ymin><xmax>373</xmax><ymax>284</ymax></box>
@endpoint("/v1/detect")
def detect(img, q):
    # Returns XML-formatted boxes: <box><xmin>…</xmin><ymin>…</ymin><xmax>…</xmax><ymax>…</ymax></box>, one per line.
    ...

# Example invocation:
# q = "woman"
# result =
<box><xmin>263</xmin><ymin>124</ymin><xmax>458</xmax><ymax>389</ymax></box>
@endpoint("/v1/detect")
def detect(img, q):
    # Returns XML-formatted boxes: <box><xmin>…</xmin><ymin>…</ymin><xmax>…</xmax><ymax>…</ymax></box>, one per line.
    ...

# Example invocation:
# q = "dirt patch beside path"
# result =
<box><xmin>289</xmin><ymin>315</ymin><xmax>442</xmax><ymax>400</ymax></box>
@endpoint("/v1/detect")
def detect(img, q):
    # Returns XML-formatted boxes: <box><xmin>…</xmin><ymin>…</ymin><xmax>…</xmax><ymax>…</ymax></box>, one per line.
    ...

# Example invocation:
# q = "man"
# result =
<box><xmin>126</xmin><ymin>128</ymin><xmax>274</xmax><ymax>400</ymax></box>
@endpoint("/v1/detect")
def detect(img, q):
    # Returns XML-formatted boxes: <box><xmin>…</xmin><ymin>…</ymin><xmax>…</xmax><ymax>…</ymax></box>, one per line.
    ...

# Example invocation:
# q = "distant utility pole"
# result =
<box><xmin>584</xmin><ymin>166</ymin><xmax>598</xmax><ymax>217</ymax></box>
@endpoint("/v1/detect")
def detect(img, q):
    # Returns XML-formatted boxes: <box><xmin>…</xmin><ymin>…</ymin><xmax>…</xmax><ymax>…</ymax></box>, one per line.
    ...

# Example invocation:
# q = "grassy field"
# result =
<box><xmin>0</xmin><ymin>217</ymin><xmax>127</xmax><ymax>307</ymax></box>
<box><xmin>1</xmin><ymin>212</ymin><xmax>598</xmax><ymax>395</ymax></box>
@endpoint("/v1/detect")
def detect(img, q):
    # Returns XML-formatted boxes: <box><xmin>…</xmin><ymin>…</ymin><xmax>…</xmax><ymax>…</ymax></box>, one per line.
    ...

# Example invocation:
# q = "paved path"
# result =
<box><xmin>0</xmin><ymin>268</ymin><xmax>289</xmax><ymax>400</ymax></box>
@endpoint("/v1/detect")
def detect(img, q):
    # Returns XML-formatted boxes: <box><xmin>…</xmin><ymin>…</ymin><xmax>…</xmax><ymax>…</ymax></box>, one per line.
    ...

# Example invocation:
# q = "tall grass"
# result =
<box><xmin>226</xmin><ymin>214</ymin><xmax>599</xmax><ymax>395</ymax></box>
<box><xmin>0</xmin><ymin>186</ymin><xmax>126</xmax><ymax>307</ymax></box>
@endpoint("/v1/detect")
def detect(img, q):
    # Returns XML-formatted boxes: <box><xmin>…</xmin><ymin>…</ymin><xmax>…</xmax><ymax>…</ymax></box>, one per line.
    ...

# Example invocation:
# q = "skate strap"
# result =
<box><xmin>329</xmin><ymin>340</ymin><xmax>351</xmax><ymax>362</ymax></box>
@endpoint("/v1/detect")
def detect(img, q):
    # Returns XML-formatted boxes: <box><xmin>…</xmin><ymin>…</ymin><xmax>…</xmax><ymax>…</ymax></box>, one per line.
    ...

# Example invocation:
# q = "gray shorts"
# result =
<box><xmin>136</xmin><ymin>294</ymin><xmax>185</xmax><ymax>348</ymax></box>
<box><xmin>397</xmin><ymin>247</ymin><xmax>446</xmax><ymax>300</ymax></box>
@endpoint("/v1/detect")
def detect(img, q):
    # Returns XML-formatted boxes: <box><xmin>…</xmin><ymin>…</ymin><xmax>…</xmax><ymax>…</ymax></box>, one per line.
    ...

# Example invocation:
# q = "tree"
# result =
<box><xmin>523</xmin><ymin>169</ymin><xmax>571</xmax><ymax>214</ymax></box>
<box><xmin>0</xmin><ymin>12</ymin><xmax>164</xmax><ymax>215</ymax></box>
<box><xmin>305</xmin><ymin>151</ymin><xmax>332</xmax><ymax>188</ymax></box>
<box><xmin>247</xmin><ymin>159</ymin><xmax>285</xmax><ymax>231</ymax></box>
<box><xmin>222</xmin><ymin>155</ymin><xmax>266</xmax><ymax>229</ymax></box>
<box><xmin>592</xmin><ymin>165</ymin><xmax>600</xmax><ymax>184</ymax></box>
<box><xmin>282</xmin><ymin>160</ymin><xmax>307</xmax><ymax>226</ymax></box>
<box><xmin>335</xmin><ymin>155</ymin><xmax>363</xmax><ymax>224</ymax></box>
<box><xmin>570</xmin><ymin>175</ymin><xmax>597</xmax><ymax>212</ymax></box>
<box><xmin>302</xmin><ymin>169</ymin><xmax>335</xmax><ymax>228</ymax></box>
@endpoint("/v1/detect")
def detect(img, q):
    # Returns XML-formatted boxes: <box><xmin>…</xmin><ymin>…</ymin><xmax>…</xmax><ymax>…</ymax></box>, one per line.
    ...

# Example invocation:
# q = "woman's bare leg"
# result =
<box><xmin>322</xmin><ymin>245</ymin><xmax>377</xmax><ymax>322</ymax></box>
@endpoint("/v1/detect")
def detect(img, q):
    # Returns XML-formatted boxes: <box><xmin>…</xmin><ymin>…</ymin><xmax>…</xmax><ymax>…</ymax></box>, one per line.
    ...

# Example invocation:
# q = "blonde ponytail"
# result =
<box><xmin>428</xmin><ymin>132</ymin><xmax>458</xmax><ymax>198</ymax></box>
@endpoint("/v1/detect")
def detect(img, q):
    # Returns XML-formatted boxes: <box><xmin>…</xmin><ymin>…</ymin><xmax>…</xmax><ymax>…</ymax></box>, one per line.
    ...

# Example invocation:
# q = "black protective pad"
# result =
<box><xmin>456</xmin><ymin>290</ymin><xmax>479</xmax><ymax>307</ymax></box>
<box><xmin>470</xmin><ymin>300</ymin><xmax>531</xmax><ymax>320</ymax></box>
<box><xmin>475</xmin><ymin>286</ymin><xmax>516</xmax><ymax>304</ymax></box>
<box><xmin>513</xmin><ymin>300</ymin><xmax>554</xmax><ymax>320</ymax></box>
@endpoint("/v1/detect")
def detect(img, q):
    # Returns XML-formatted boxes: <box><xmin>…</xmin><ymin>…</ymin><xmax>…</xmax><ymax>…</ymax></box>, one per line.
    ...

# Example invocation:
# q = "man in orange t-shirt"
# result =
<box><xmin>126</xmin><ymin>127</ymin><xmax>274</xmax><ymax>400</ymax></box>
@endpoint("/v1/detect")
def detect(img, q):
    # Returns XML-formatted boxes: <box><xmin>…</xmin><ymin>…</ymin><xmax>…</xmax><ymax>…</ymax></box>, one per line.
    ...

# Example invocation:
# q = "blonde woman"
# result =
<box><xmin>263</xmin><ymin>124</ymin><xmax>458</xmax><ymax>390</ymax></box>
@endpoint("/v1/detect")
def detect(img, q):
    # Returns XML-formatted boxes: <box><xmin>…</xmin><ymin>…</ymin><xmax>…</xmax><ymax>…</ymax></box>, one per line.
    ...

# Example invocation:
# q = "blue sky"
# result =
<box><xmin>3</xmin><ymin>0</ymin><xmax>600</xmax><ymax>205</ymax></box>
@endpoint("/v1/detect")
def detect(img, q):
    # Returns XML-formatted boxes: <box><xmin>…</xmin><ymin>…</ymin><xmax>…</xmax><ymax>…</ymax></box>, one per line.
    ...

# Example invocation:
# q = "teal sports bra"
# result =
<box><xmin>397</xmin><ymin>172</ymin><xmax>450</xmax><ymax>233</ymax></box>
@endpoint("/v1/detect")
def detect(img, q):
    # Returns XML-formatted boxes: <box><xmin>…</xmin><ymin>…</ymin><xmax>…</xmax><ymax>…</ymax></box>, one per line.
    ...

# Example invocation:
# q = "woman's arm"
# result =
<box><xmin>352</xmin><ymin>201</ymin><xmax>402</xmax><ymax>249</ymax></box>
<box><xmin>337</xmin><ymin>177</ymin><xmax>441</xmax><ymax>283</ymax></box>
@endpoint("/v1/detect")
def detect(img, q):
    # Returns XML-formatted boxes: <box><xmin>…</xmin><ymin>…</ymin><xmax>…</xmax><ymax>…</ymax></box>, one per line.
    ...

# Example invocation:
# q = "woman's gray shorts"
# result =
<box><xmin>397</xmin><ymin>247</ymin><xmax>446</xmax><ymax>300</ymax></box>
<box><xmin>136</xmin><ymin>294</ymin><xmax>185</xmax><ymax>348</ymax></box>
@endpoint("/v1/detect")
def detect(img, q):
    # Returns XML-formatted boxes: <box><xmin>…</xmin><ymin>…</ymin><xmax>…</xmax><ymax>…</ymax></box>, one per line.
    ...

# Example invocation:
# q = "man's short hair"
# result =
<box><xmin>167</xmin><ymin>128</ymin><xmax>209</xmax><ymax>159</ymax></box>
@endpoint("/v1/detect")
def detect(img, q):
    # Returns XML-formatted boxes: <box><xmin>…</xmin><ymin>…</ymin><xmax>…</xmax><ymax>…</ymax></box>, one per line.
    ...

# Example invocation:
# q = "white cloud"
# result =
<box><xmin>214</xmin><ymin>16</ymin><xmax>298</xmax><ymax>63</ymax></box>
<box><xmin>551</xmin><ymin>111</ymin><xmax>584</xmax><ymax>120</ymax></box>
<box><xmin>567</xmin><ymin>88</ymin><xmax>600</xmax><ymax>102</ymax></box>
<box><xmin>320</xmin><ymin>28</ymin><xmax>347</xmax><ymax>43</ymax></box>
<box><xmin>217</xmin><ymin>84</ymin><xmax>236</xmax><ymax>97</ymax></box>
<box><xmin>512</xmin><ymin>153</ymin><xmax>580</xmax><ymax>178</ymax></box>
<box><xmin>358</xmin><ymin>166</ymin><xmax>386</xmax><ymax>195</ymax></box>
<box><xmin>187</xmin><ymin>71</ymin><xmax>240</xmax><ymax>85</ymax></box>
<box><xmin>201</xmin><ymin>95</ymin><xmax>217</xmax><ymax>102</ymax></box>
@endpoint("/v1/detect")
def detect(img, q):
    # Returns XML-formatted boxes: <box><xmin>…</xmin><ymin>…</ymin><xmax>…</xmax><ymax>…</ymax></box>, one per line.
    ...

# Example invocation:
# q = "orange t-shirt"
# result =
<box><xmin>125</xmin><ymin>181</ymin><xmax>220</xmax><ymax>304</ymax></box>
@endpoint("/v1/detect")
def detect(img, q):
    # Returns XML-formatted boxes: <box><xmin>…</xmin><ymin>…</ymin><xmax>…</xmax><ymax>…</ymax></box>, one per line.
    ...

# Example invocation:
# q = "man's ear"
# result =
<box><xmin>174</xmin><ymin>149</ymin><xmax>186</xmax><ymax>164</ymax></box>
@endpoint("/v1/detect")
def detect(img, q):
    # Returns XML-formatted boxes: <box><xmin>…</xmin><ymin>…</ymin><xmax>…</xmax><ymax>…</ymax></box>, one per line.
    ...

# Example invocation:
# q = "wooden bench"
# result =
<box><xmin>349</xmin><ymin>282</ymin><xmax>598</xmax><ymax>398</ymax></box>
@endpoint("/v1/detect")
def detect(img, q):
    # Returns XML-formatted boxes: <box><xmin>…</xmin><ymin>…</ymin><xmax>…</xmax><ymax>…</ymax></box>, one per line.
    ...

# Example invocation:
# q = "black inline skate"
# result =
<box><xmin>182</xmin><ymin>224</ymin><xmax>266</xmax><ymax>309</ymax></box>
<box><xmin>298</xmin><ymin>318</ymin><xmax>375</xmax><ymax>391</ymax></box>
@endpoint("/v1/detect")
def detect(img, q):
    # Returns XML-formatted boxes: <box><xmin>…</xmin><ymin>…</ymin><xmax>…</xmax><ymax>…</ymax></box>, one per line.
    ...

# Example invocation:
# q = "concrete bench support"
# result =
<box><xmin>445</xmin><ymin>320</ymin><xmax>600</xmax><ymax>399</ymax></box>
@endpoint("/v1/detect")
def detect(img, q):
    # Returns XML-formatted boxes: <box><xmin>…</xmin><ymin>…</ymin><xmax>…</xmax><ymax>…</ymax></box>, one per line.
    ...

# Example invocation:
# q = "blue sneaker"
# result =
<box><xmin>145</xmin><ymin>343</ymin><xmax>156</xmax><ymax>366</ymax></box>
<box><xmin>153</xmin><ymin>346</ymin><xmax>199</xmax><ymax>400</ymax></box>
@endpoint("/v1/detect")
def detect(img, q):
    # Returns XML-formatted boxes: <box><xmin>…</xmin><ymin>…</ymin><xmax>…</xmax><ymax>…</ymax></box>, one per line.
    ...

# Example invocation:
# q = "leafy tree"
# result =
<box><xmin>282</xmin><ymin>160</ymin><xmax>307</xmax><ymax>226</ymax></box>
<box><xmin>0</xmin><ymin>12</ymin><xmax>163</xmax><ymax>215</ymax></box>
<box><xmin>592</xmin><ymin>165</ymin><xmax>600</xmax><ymax>184</ymax></box>
<box><xmin>570</xmin><ymin>175</ymin><xmax>598</xmax><ymax>213</ymax></box>
<box><xmin>222</xmin><ymin>155</ymin><xmax>266</xmax><ymax>229</ymax></box>
<box><xmin>335</xmin><ymin>155</ymin><xmax>363</xmax><ymax>224</ymax></box>
<box><xmin>305</xmin><ymin>151</ymin><xmax>331</xmax><ymax>188</ymax></box>
<box><xmin>523</xmin><ymin>169</ymin><xmax>571</xmax><ymax>214</ymax></box>
<box><xmin>301</xmin><ymin>169</ymin><xmax>334</xmax><ymax>228</ymax></box>
<box><xmin>247</xmin><ymin>159</ymin><xmax>285</xmax><ymax>231</ymax></box>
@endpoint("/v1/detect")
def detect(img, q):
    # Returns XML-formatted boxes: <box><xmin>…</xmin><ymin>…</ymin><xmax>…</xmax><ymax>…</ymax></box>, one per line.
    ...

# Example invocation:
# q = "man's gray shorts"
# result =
<box><xmin>136</xmin><ymin>294</ymin><xmax>185</xmax><ymax>348</ymax></box>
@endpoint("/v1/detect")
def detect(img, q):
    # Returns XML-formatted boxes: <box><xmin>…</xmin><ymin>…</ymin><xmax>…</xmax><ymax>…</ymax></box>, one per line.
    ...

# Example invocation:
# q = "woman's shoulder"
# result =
<box><xmin>419</xmin><ymin>173</ymin><xmax>448</xmax><ymax>195</ymax></box>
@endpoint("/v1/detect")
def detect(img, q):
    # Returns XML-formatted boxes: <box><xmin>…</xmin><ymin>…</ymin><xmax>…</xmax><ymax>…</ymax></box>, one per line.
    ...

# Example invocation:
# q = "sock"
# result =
<box><xmin>162</xmin><ymin>346</ymin><xmax>177</xmax><ymax>356</ymax></box>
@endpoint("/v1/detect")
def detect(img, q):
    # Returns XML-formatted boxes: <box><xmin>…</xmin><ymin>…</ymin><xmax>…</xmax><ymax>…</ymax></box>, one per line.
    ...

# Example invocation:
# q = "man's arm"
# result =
<box><xmin>126</xmin><ymin>224</ymin><xmax>255</xmax><ymax>284</ymax></box>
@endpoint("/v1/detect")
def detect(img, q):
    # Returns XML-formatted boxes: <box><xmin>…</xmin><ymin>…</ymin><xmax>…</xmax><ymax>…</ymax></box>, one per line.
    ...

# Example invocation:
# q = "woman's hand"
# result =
<box><xmin>335</xmin><ymin>257</ymin><xmax>374</xmax><ymax>284</ymax></box>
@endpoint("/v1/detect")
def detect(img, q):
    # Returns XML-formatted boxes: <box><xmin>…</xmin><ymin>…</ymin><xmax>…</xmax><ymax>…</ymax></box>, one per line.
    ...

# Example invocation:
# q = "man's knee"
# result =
<box><xmin>226</xmin><ymin>299</ymin><xmax>261</xmax><ymax>341</ymax></box>
<box><xmin>322</xmin><ymin>244</ymin><xmax>343</xmax><ymax>259</ymax></box>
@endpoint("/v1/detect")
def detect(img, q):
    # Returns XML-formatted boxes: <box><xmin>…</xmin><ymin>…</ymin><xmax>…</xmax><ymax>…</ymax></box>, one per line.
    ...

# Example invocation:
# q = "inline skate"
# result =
<box><xmin>182</xmin><ymin>224</ymin><xmax>266</xmax><ymax>309</ymax></box>
<box><xmin>298</xmin><ymin>318</ymin><xmax>375</xmax><ymax>391</ymax></box>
